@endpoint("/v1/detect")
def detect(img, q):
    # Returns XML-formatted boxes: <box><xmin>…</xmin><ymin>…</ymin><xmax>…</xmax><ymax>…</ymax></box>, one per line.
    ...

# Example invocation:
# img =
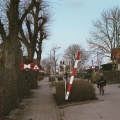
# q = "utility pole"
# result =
<box><xmin>50</xmin><ymin>50</ymin><xmax>51</xmax><ymax>75</ymax></box>
<box><xmin>50</xmin><ymin>46</ymin><xmax>61</xmax><ymax>75</ymax></box>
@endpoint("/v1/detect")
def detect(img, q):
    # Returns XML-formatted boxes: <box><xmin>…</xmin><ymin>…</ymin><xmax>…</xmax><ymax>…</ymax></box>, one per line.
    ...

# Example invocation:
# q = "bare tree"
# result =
<box><xmin>36</xmin><ymin>2</ymin><xmax>52</xmax><ymax>66</ymax></box>
<box><xmin>87</xmin><ymin>6</ymin><xmax>120</xmax><ymax>64</ymax></box>
<box><xmin>0</xmin><ymin>0</ymin><xmax>37</xmax><ymax>115</ymax></box>
<box><xmin>50</xmin><ymin>46</ymin><xmax>61</xmax><ymax>74</ymax></box>
<box><xmin>21</xmin><ymin>42</ymin><xmax>28</xmax><ymax>56</ymax></box>
<box><xmin>19</xmin><ymin>0</ymin><xmax>52</xmax><ymax>64</ymax></box>
<box><xmin>63</xmin><ymin>44</ymin><xmax>89</xmax><ymax>70</ymax></box>
<box><xmin>0</xmin><ymin>0</ymin><xmax>37</xmax><ymax>68</ymax></box>
<box><xmin>41</xmin><ymin>57</ymin><xmax>50</xmax><ymax>75</ymax></box>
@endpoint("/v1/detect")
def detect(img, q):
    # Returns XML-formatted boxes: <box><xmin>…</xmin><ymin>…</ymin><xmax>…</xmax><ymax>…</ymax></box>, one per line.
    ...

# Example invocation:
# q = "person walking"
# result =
<box><xmin>97</xmin><ymin>75</ymin><xmax>106</xmax><ymax>95</ymax></box>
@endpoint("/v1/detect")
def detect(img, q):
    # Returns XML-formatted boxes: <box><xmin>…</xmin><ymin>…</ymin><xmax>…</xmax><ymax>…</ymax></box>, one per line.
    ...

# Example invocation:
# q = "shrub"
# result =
<box><xmin>0</xmin><ymin>70</ymin><xmax>19</xmax><ymax>116</ymax></box>
<box><xmin>55</xmin><ymin>80</ymin><xmax>97</xmax><ymax>105</ymax></box>
<box><xmin>38</xmin><ymin>76</ymin><xmax>43</xmax><ymax>81</ymax></box>
<box><xmin>49</xmin><ymin>76</ymin><xmax>55</xmax><ymax>82</ymax></box>
<box><xmin>84</xmin><ymin>74</ymin><xmax>92</xmax><ymax>79</ymax></box>
<box><xmin>57</xmin><ymin>76</ymin><xmax>63</xmax><ymax>81</ymax></box>
<box><xmin>17</xmin><ymin>71</ymin><xmax>28</xmax><ymax>100</ymax></box>
<box><xmin>91</xmin><ymin>72</ymin><xmax>100</xmax><ymax>84</ymax></box>
<box><xmin>29</xmin><ymin>70</ymin><xmax>39</xmax><ymax>89</ymax></box>
<box><xmin>20</xmin><ymin>70</ymin><xmax>31</xmax><ymax>97</ymax></box>
<box><xmin>91</xmin><ymin>79</ymin><xmax>97</xmax><ymax>84</ymax></box>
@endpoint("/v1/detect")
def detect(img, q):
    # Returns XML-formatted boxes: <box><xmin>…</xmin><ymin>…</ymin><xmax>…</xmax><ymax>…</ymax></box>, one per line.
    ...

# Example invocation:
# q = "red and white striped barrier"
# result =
<box><xmin>65</xmin><ymin>51</ymin><xmax>81</xmax><ymax>100</ymax></box>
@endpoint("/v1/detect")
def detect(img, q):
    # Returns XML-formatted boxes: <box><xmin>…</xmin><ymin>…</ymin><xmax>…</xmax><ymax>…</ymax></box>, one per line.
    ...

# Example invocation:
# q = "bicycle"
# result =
<box><xmin>97</xmin><ymin>76</ymin><xmax>106</xmax><ymax>95</ymax></box>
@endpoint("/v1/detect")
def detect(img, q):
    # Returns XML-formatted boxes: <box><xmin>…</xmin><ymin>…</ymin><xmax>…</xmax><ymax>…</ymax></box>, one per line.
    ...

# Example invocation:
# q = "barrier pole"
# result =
<box><xmin>65</xmin><ymin>52</ymin><xmax>81</xmax><ymax>100</ymax></box>
<box><xmin>63</xmin><ymin>76</ymin><xmax>67</xmax><ymax>99</ymax></box>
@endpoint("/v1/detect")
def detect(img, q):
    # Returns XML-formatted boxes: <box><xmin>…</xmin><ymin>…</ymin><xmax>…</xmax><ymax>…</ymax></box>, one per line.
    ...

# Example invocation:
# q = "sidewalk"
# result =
<box><xmin>8</xmin><ymin>77</ymin><xmax>61</xmax><ymax>120</ymax></box>
<box><xmin>8</xmin><ymin>78</ymin><xmax>120</xmax><ymax>120</ymax></box>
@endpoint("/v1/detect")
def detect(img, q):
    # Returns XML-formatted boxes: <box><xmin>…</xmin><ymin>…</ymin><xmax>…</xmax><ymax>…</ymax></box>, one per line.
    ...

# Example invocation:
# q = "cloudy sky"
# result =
<box><xmin>41</xmin><ymin>0</ymin><xmax>120</xmax><ymax>64</ymax></box>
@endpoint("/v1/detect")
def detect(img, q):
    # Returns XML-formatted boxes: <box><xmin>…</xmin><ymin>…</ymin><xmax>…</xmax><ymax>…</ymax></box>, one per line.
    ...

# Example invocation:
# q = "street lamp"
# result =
<box><xmin>50</xmin><ymin>46</ymin><xmax>61</xmax><ymax>75</ymax></box>
<box><xmin>50</xmin><ymin>49</ymin><xmax>52</xmax><ymax>75</ymax></box>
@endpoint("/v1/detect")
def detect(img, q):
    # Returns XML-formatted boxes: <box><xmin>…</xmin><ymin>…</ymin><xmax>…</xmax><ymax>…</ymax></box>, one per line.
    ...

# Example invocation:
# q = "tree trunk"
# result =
<box><xmin>0</xmin><ymin>0</ymin><xmax>21</xmax><ymax>115</ymax></box>
<box><xmin>36</xmin><ymin>49</ymin><xmax>42</xmax><ymax>67</ymax></box>
<box><xmin>27</xmin><ymin>47</ymin><xmax>35</xmax><ymax>63</ymax></box>
<box><xmin>0</xmin><ymin>0</ymin><xmax>37</xmax><ymax>116</ymax></box>
<box><xmin>0</xmin><ymin>38</ymin><xmax>20</xmax><ymax>115</ymax></box>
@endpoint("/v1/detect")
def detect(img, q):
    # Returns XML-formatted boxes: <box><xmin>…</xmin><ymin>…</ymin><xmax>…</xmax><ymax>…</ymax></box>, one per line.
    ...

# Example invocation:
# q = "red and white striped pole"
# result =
<box><xmin>65</xmin><ymin>51</ymin><xmax>81</xmax><ymax>100</ymax></box>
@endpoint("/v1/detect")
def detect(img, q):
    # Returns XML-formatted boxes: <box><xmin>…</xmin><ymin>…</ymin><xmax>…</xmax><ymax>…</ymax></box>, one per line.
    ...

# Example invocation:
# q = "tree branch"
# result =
<box><xmin>26</xmin><ymin>20</ymin><xmax>33</xmax><ymax>39</ymax></box>
<box><xmin>19</xmin><ymin>27</ymin><xmax>30</xmax><ymax>47</ymax></box>
<box><xmin>19</xmin><ymin>0</ymin><xmax>36</xmax><ymax>27</ymax></box>
<box><xmin>0</xmin><ymin>20</ymin><xmax>7</xmax><ymax>41</ymax></box>
<box><xmin>34</xmin><ymin>18</ymin><xmax>47</xmax><ymax>38</ymax></box>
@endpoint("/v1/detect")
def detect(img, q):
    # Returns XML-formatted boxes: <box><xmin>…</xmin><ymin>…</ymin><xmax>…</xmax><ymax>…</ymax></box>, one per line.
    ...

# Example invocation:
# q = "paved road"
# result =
<box><xmin>63</xmin><ymin>84</ymin><xmax>120</xmax><ymax>120</ymax></box>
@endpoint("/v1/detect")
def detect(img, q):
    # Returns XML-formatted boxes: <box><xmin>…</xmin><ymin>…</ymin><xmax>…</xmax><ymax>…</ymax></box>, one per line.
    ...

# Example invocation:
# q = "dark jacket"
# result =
<box><xmin>97</xmin><ymin>76</ymin><xmax>106</xmax><ymax>88</ymax></box>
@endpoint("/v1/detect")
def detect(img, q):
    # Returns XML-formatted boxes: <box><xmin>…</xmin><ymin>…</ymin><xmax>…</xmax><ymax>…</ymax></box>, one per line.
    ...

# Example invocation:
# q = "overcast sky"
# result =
<box><xmin>41</xmin><ymin>0</ymin><xmax>120</xmax><ymax>64</ymax></box>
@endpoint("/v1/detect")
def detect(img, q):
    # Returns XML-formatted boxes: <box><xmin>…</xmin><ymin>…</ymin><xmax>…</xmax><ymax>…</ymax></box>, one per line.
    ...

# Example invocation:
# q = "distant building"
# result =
<box><xmin>60</xmin><ymin>60</ymin><xmax>71</xmax><ymax>72</ymax></box>
<box><xmin>101</xmin><ymin>63</ymin><xmax>116</xmax><ymax>70</ymax></box>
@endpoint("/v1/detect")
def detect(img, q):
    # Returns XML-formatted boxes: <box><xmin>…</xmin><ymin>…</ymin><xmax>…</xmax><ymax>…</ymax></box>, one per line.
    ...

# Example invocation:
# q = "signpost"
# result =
<box><xmin>20</xmin><ymin>63</ymin><xmax>40</xmax><ymax>71</ymax></box>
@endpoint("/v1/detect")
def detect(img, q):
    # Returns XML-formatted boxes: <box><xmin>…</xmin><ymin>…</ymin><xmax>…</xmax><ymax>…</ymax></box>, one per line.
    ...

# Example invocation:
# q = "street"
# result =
<box><xmin>63</xmin><ymin>84</ymin><xmax>120</xmax><ymax>120</ymax></box>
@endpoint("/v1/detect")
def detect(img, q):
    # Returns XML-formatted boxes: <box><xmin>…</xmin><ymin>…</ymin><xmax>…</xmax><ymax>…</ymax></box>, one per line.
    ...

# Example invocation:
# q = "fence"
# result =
<box><xmin>103</xmin><ymin>70</ymin><xmax>120</xmax><ymax>83</ymax></box>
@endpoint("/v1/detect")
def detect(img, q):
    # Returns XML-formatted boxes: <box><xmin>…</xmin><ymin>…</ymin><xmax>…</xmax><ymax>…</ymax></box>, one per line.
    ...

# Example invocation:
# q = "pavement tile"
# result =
<box><xmin>8</xmin><ymin>77</ymin><xmax>61</xmax><ymax>120</ymax></box>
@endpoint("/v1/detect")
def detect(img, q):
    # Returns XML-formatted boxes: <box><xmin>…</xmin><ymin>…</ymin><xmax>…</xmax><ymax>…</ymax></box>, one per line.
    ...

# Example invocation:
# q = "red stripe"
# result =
<box><xmin>66</xmin><ymin>51</ymin><xmax>81</xmax><ymax>99</ymax></box>
<box><xmin>67</xmin><ymin>84</ymin><xmax>72</xmax><ymax>92</ymax></box>
<box><xmin>76</xmin><ymin>52</ymin><xmax>80</xmax><ymax>60</ymax></box>
<box><xmin>72</xmin><ymin>68</ymin><xmax>77</xmax><ymax>76</ymax></box>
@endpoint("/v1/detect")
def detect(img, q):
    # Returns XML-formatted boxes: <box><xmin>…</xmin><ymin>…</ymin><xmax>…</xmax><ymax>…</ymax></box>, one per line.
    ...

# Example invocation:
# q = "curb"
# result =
<box><xmin>59</xmin><ymin>99</ymin><xmax>103</xmax><ymax>109</ymax></box>
<box><xmin>60</xmin><ymin>108</ymin><xmax>66</xmax><ymax>120</ymax></box>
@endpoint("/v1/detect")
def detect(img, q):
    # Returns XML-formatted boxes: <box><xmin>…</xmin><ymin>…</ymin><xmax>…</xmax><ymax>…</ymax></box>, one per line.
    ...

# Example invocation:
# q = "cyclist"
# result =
<box><xmin>97</xmin><ymin>75</ymin><xmax>106</xmax><ymax>95</ymax></box>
